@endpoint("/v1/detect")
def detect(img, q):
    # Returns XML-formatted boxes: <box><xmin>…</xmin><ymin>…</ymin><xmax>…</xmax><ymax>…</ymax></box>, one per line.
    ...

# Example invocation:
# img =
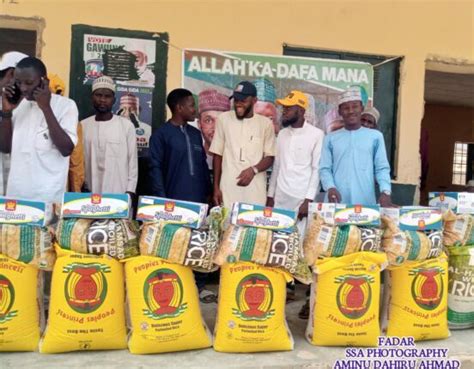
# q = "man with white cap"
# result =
<box><xmin>0</xmin><ymin>51</ymin><xmax>27</xmax><ymax>195</ymax></box>
<box><xmin>361</xmin><ymin>106</ymin><xmax>381</xmax><ymax>129</ymax></box>
<box><xmin>319</xmin><ymin>86</ymin><xmax>393</xmax><ymax>206</ymax></box>
<box><xmin>81</xmin><ymin>76</ymin><xmax>138</xmax><ymax>194</ymax></box>
<box><xmin>0</xmin><ymin>56</ymin><xmax>78</xmax><ymax>203</ymax></box>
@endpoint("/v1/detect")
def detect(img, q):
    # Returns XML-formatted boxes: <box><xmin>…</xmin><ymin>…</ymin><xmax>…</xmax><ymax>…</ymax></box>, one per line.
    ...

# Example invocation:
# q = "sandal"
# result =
<box><xmin>199</xmin><ymin>288</ymin><xmax>217</xmax><ymax>304</ymax></box>
<box><xmin>298</xmin><ymin>299</ymin><xmax>310</xmax><ymax>320</ymax></box>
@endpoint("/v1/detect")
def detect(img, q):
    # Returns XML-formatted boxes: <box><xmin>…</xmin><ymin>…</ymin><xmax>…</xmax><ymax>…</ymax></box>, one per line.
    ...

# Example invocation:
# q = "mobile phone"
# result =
<box><xmin>6</xmin><ymin>84</ymin><xmax>22</xmax><ymax>105</ymax></box>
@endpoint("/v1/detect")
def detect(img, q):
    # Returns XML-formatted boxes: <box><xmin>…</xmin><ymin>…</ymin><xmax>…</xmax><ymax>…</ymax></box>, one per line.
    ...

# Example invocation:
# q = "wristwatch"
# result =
<box><xmin>382</xmin><ymin>190</ymin><xmax>391</xmax><ymax>196</ymax></box>
<box><xmin>251</xmin><ymin>166</ymin><xmax>259</xmax><ymax>175</ymax></box>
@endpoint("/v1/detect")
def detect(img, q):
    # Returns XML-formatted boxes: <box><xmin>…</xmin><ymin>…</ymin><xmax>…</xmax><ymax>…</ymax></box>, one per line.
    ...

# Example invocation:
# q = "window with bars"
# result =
<box><xmin>452</xmin><ymin>142</ymin><xmax>468</xmax><ymax>185</ymax></box>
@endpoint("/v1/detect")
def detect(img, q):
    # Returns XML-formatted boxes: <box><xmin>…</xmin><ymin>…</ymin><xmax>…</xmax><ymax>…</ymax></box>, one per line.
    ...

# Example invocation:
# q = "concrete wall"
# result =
<box><xmin>1</xmin><ymin>0</ymin><xmax>473</xmax><ymax>189</ymax></box>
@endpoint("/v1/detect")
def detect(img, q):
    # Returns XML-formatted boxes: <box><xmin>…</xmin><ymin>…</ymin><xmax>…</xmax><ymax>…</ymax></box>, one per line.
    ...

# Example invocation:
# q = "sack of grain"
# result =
<box><xmin>0</xmin><ymin>224</ymin><xmax>55</xmax><ymax>270</ymax></box>
<box><xmin>215</xmin><ymin>225</ymin><xmax>311</xmax><ymax>284</ymax></box>
<box><xmin>56</xmin><ymin>218</ymin><xmax>140</xmax><ymax>260</ymax></box>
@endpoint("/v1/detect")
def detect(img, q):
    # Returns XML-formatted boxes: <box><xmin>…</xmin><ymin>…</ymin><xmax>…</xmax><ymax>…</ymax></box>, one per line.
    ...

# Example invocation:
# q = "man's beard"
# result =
<box><xmin>282</xmin><ymin>115</ymin><xmax>298</xmax><ymax>127</ymax></box>
<box><xmin>95</xmin><ymin>106</ymin><xmax>112</xmax><ymax>114</ymax></box>
<box><xmin>236</xmin><ymin>104</ymin><xmax>253</xmax><ymax>120</ymax></box>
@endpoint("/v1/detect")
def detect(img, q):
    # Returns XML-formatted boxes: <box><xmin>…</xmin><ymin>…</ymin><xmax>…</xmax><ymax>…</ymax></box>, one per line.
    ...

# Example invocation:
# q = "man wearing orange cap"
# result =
<box><xmin>267</xmin><ymin>90</ymin><xmax>324</xmax><ymax>234</ymax></box>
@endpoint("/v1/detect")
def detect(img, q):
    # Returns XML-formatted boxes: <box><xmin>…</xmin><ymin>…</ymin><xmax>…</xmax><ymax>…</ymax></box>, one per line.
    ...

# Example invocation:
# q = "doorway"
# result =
<box><xmin>420</xmin><ymin>59</ymin><xmax>474</xmax><ymax>204</ymax></box>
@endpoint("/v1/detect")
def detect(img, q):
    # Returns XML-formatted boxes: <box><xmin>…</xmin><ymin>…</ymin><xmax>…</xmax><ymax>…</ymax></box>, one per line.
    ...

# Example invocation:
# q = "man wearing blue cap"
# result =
<box><xmin>210</xmin><ymin>81</ymin><xmax>276</xmax><ymax>207</ymax></box>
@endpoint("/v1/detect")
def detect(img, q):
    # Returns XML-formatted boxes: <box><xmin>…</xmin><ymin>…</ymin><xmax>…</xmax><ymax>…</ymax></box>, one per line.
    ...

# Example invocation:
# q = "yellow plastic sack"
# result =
<box><xmin>39</xmin><ymin>248</ymin><xmax>127</xmax><ymax>353</ymax></box>
<box><xmin>0</xmin><ymin>224</ymin><xmax>55</xmax><ymax>270</ymax></box>
<box><xmin>214</xmin><ymin>262</ymin><xmax>293</xmax><ymax>353</ymax></box>
<box><xmin>382</xmin><ymin>253</ymin><xmax>450</xmax><ymax>341</ymax></box>
<box><xmin>0</xmin><ymin>255</ymin><xmax>41</xmax><ymax>351</ymax></box>
<box><xmin>125</xmin><ymin>256</ymin><xmax>212</xmax><ymax>354</ymax></box>
<box><xmin>306</xmin><ymin>252</ymin><xmax>387</xmax><ymax>347</ymax></box>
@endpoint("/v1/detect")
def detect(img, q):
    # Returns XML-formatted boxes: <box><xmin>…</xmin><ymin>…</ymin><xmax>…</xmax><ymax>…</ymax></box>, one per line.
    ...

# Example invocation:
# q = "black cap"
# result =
<box><xmin>229</xmin><ymin>81</ymin><xmax>257</xmax><ymax>101</ymax></box>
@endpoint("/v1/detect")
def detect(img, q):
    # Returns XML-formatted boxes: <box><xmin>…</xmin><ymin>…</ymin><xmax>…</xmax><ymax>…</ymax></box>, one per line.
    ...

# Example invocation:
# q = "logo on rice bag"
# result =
<box><xmin>143</xmin><ymin>269</ymin><xmax>187</xmax><ymax>319</ymax></box>
<box><xmin>410</xmin><ymin>267</ymin><xmax>444</xmax><ymax>310</ymax></box>
<box><xmin>233</xmin><ymin>274</ymin><xmax>275</xmax><ymax>321</ymax></box>
<box><xmin>63</xmin><ymin>263</ymin><xmax>110</xmax><ymax>313</ymax></box>
<box><xmin>336</xmin><ymin>275</ymin><xmax>373</xmax><ymax>319</ymax></box>
<box><xmin>0</xmin><ymin>275</ymin><xmax>17</xmax><ymax>323</ymax></box>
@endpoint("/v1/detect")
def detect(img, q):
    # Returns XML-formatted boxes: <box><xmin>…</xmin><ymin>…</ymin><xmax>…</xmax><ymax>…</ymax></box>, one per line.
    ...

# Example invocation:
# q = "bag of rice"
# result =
<box><xmin>381</xmin><ymin>253</ymin><xmax>450</xmax><ymax>341</ymax></box>
<box><xmin>446</xmin><ymin>245</ymin><xmax>474</xmax><ymax>329</ymax></box>
<box><xmin>214</xmin><ymin>262</ymin><xmax>294</xmax><ymax>352</ymax></box>
<box><xmin>56</xmin><ymin>218</ymin><xmax>140</xmax><ymax>260</ymax></box>
<box><xmin>0</xmin><ymin>224</ymin><xmax>55</xmax><ymax>270</ymax></box>
<box><xmin>39</xmin><ymin>247</ymin><xmax>127</xmax><ymax>353</ymax></box>
<box><xmin>139</xmin><ymin>207</ymin><xmax>226</xmax><ymax>272</ymax></box>
<box><xmin>304</xmin><ymin>214</ymin><xmax>381</xmax><ymax>265</ymax></box>
<box><xmin>0</xmin><ymin>255</ymin><xmax>42</xmax><ymax>351</ymax></box>
<box><xmin>306</xmin><ymin>252</ymin><xmax>387</xmax><ymax>347</ymax></box>
<box><xmin>381</xmin><ymin>216</ymin><xmax>443</xmax><ymax>266</ymax></box>
<box><xmin>443</xmin><ymin>210</ymin><xmax>474</xmax><ymax>246</ymax></box>
<box><xmin>125</xmin><ymin>256</ymin><xmax>212</xmax><ymax>353</ymax></box>
<box><xmin>215</xmin><ymin>225</ymin><xmax>311</xmax><ymax>284</ymax></box>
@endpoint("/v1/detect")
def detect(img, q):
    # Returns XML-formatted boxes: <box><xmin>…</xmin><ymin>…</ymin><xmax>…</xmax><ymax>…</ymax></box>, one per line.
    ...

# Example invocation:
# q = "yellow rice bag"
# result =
<box><xmin>214</xmin><ymin>262</ymin><xmax>294</xmax><ymax>353</ymax></box>
<box><xmin>0</xmin><ymin>255</ymin><xmax>41</xmax><ymax>351</ymax></box>
<box><xmin>125</xmin><ymin>256</ymin><xmax>212</xmax><ymax>354</ymax></box>
<box><xmin>39</xmin><ymin>247</ymin><xmax>127</xmax><ymax>353</ymax></box>
<box><xmin>381</xmin><ymin>216</ymin><xmax>443</xmax><ymax>266</ymax></box>
<box><xmin>382</xmin><ymin>253</ymin><xmax>450</xmax><ymax>341</ymax></box>
<box><xmin>443</xmin><ymin>210</ymin><xmax>474</xmax><ymax>246</ymax></box>
<box><xmin>306</xmin><ymin>252</ymin><xmax>387</xmax><ymax>347</ymax></box>
<box><xmin>0</xmin><ymin>224</ymin><xmax>55</xmax><ymax>270</ymax></box>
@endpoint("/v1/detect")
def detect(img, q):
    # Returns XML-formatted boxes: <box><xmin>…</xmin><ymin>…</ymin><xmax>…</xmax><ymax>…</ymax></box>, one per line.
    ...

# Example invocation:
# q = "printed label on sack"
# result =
<box><xmin>232</xmin><ymin>273</ymin><xmax>275</xmax><ymax>321</ymax></box>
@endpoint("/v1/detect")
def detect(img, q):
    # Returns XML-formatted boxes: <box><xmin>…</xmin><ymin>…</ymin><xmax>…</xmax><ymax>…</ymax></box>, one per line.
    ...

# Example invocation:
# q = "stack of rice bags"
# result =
<box><xmin>212</xmin><ymin>202</ymin><xmax>308</xmax><ymax>353</ymax></box>
<box><xmin>40</xmin><ymin>193</ymin><xmax>136</xmax><ymax>353</ymax></box>
<box><xmin>303</xmin><ymin>203</ymin><xmax>386</xmax><ymax>347</ymax></box>
<box><xmin>129</xmin><ymin>196</ymin><xmax>220</xmax><ymax>354</ymax></box>
<box><xmin>380</xmin><ymin>206</ymin><xmax>449</xmax><ymax>341</ymax></box>
<box><xmin>0</xmin><ymin>197</ymin><xmax>52</xmax><ymax>351</ymax></box>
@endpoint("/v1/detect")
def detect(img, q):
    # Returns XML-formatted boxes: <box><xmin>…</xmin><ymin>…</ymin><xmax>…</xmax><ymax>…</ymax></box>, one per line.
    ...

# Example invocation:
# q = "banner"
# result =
<box><xmin>183</xmin><ymin>49</ymin><xmax>373</xmax><ymax>142</ymax></box>
<box><xmin>70</xmin><ymin>25</ymin><xmax>168</xmax><ymax>158</ymax></box>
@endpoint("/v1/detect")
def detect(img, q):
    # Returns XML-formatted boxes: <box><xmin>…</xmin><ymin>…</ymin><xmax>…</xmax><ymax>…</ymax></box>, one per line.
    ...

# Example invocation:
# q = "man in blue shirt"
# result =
<box><xmin>319</xmin><ymin>87</ymin><xmax>393</xmax><ymax>207</ymax></box>
<box><xmin>149</xmin><ymin>88</ymin><xmax>211</xmax><ymax>203</ymax></box>
<box><xmin>149</xmin><ymin>88</ymin><xmax>215</xmax><ymax>302</ymax></box>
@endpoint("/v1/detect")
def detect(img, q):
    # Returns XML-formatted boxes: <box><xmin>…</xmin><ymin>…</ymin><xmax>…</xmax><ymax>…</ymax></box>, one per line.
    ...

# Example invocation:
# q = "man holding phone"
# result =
<box><xmin>0</xmin><ymin>57</ymin><xmax>78</xmax><ymax>203</ymax></box>
<box><xmin>0</xmin><ymin>51</ymin><xmax>27</xmax><ymax>195</ymax></box>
